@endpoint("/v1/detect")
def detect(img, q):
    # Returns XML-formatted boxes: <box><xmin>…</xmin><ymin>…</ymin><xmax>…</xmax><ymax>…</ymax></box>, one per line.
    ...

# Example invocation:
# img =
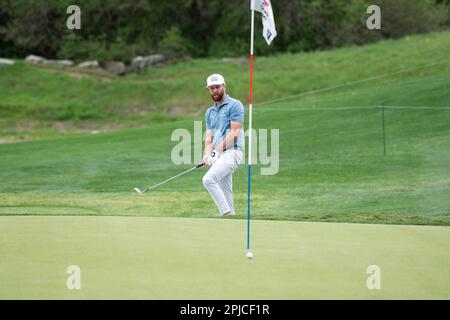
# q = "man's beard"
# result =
<box><xmin>211</xmin><ymin>91</ymin><xmax>224</xmax><ymax>102</ymax></box>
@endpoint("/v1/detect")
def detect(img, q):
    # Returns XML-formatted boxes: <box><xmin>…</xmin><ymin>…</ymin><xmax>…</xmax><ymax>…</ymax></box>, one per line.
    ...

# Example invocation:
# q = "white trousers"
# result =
<box><xmin>202</xmin><ymin>149</ymin><xmax>244</xmax><ymax>215</ymax></box>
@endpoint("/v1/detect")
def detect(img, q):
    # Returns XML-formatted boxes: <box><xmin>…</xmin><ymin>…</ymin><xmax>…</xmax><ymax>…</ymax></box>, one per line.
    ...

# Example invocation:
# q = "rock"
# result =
<box><xmin>104</xmin><ymin>61</ymin><xmax>126</xmax><ymax>75</ymax></box>
<box><xmin>221</xmin><ymin>57</ymin><xmax>248</xmax><ymax>65</ymax></box>
<box><xmin>144</xmin><ymin>54</ymin><xmax>166</xmax><ymax>66</ymax></box>
<box><xmin>131</xmin><ymin>56</ymin><xmax>146</xmax><ymax>69</ymax></box>
<box><xmin>131</xmin><ymin>54</ymin><xmax>166</xmax><ymax>68</ymax></box>
<box><xmin>77</xmin><ymin>60</ymin><xmax>99</xmax><ymax>69</ymax></box>
<box><xmin>43</xmin><ymin>59</ymin><xmax>74</xmax><ymax>67</ymax></box>
<box><xmin>0</xmin><ymin>58</ymin><xmax>15</xmax><ymax>65</ymax></box>
<box><xmin>25</xmin><ymin>55</ymin><xmax>46</xmax><ymax>64</ymax></box>
<box><xmin>25</xmin><ymin>55</ymin><xmax>73</xmax><ymax>67</ymax></box>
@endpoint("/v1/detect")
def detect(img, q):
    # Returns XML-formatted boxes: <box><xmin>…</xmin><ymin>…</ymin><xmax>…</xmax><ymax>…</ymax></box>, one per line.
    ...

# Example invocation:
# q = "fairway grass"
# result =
<box><xmin>1</xmin><ymin>216</ymin><xmax>449</xmax><ymax>299</ymax></box>
<box><xmin>1</xmin><ymin>32</ymin><xmax>449</xmax><ymax>226</ymax></box>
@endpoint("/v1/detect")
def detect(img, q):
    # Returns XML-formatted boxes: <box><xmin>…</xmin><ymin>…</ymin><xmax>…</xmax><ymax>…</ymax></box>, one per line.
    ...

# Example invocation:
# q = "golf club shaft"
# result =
<box><xmin>142</xmin><ymin>163</ymin><xmax>204</xmax><ymax>192</ymax></box>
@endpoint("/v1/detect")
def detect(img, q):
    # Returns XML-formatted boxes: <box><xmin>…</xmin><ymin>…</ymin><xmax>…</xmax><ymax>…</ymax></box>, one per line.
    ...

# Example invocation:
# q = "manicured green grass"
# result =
<box><xmin>1</xmin><ymin>216</ymin><xmax>449</xmax><ymax>299</ymax></box>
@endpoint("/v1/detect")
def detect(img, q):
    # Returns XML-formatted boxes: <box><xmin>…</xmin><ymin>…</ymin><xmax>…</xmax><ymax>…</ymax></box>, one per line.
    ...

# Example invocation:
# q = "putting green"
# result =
<box><xmin>0</xmin><ymin>216</ymin><xmax>449</xmax><ymax>299</ymax></box>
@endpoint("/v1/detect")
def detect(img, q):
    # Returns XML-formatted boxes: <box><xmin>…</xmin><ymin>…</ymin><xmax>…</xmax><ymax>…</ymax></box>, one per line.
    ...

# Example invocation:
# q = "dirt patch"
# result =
<box><xmin>0</xmin><ymin>120</ymin><xmax>132</xmax><ymax>144</ymax></box>
<box><xmin>63</xmin><ymin>121</ymin><xmax>130</xmax><ymax>132</ymax></box>
<box><xmin>34</xmin><ymin>64</ymin><xmax>115</xmax><ymax>82</ymax></box>
<box><xmin>0</xmin><ymin>136</ymin><xmax>30</xmax><ymax>144</ymax></box>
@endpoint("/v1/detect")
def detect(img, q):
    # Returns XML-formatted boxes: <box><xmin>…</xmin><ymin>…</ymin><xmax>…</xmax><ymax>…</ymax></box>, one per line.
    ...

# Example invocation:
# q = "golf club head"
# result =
<box><xmin>134</xmin><ymin>187</ymin><xmax>143</xmax><ymax>194</ymax></box>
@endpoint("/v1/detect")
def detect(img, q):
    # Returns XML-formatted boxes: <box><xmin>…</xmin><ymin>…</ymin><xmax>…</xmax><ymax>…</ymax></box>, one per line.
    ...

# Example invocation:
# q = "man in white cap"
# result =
<box><xmin>202</xmin><ymin>74</ymin><xmax>245</xmax><ymax>216</ymax></box>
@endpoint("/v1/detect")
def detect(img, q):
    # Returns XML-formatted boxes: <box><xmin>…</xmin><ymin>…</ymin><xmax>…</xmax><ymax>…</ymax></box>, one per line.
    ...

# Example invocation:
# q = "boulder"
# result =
<box><xmin>0</xmin><ymin>58</ymin><xmax>15</xmax><ymax>65</ymax></box>
<box><xmin>77</xmin><ymin>60</ymin><xmax>100</xmax><ymax>69</ymax></box>
<box><xmin>131</xmin><ymin>56</ymin><xmax>145</xmax><ymax>68</ymax></box>
<box><xmin>25</xmin><ymin>55</ymin><xmax>46</xmax><ymax>64</ymax></box>
<box><xmin>43</xmin><ymin>59</ymin><xmax>74</xmax><ymax>67</ymax></box>
<box><xmin>143</xmin><ymin>54</ymin><xmax>166</xmax><ymax>66</ymax></box>
<box><xmin>131</xmin><ymin>54</ymin><xmax>166</xmax><ymax>69</ymax></box>
<box><xmin>104</xmin><ymin>61</ymin><xmax>127</xmax><ymax>75</ymax></box>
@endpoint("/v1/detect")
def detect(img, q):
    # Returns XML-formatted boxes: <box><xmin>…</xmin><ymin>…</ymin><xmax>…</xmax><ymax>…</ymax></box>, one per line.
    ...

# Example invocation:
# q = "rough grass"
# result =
<box><xmin>0</xmin><ymin>31</ymin><xmax>449</xmax><ymax>133</ymax></box>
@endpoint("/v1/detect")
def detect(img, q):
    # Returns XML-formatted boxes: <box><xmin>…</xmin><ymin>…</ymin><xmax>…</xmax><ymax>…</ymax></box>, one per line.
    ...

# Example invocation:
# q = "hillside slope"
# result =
<box><xmin>0</xmin><ymin>31</ymin><xmax>448</xmax><ymax>122</ymax></box>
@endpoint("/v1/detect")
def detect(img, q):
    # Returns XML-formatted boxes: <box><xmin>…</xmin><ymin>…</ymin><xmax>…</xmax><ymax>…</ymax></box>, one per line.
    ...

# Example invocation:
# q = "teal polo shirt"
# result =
<box><xmin>205</xmin><ymin>95</ymin><xmax>245</xmax><ymax>150</ymax></box>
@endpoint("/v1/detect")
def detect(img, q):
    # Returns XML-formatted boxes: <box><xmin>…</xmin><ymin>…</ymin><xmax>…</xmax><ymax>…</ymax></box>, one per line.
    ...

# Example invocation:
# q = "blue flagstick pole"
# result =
<box><xmin>247</xmin><ymin>165</ymin><xmax>252</xmax><ymax>250</ymax></box>
<box><xmin>247</xmin><ymin>5</ymin><xmax>255</xmax><ymax>256</ymax></box>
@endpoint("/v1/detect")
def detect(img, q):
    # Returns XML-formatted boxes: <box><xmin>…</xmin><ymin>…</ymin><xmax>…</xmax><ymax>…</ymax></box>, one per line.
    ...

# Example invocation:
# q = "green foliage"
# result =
<box><xmin>4</xmin><ymin>0</ymin><xmax>66</xmax><ymax>57</ymax></box>
<box><xmin>58</xmin><ymin>33</ymin><xmax>145</xmax><ymax>63</ymax></box>
<box><xmin>378</xmin><ymin>0</ymin><xmax>449</xmax><ymax>38</ymax></box>
<box><xmin>158</xmin><ymin>27</ymin><xmax>191</xmax><ymax>60</ymax></box>
<box><xmin>1</xmin><ymin>0</ymin><xmax>449</xmax><ymax>60</ymax></box>
<box><xmin>208</xmin><ymin>1</ymin><xmax>251</xmax><ymax>56</ymax></box>
<box><xmin>0</xmin><ymin>0</ymin><xmax>13</xmax><ymax>56</ymax></box>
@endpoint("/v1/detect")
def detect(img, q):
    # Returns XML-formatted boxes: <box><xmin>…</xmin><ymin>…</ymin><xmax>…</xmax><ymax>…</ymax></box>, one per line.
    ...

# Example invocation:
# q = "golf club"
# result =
<box><xmin>134</xmin><ymin>163</ymin><xmax>204</xmax><ymax>194</ymax></box>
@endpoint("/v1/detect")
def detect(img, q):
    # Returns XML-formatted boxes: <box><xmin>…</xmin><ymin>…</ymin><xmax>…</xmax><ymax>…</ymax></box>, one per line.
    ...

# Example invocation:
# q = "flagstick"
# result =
<box><xmin>247</xmin><ymin>7</ymin><xmax>255</xmax><ymax>253</ymax></box>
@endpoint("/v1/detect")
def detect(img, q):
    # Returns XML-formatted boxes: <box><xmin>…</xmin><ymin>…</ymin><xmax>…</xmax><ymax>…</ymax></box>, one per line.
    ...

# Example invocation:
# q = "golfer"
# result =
<box><xmin>202</xmin><ymin>74</ymin><xmax>245</xmax><ymax>216</ymax></box>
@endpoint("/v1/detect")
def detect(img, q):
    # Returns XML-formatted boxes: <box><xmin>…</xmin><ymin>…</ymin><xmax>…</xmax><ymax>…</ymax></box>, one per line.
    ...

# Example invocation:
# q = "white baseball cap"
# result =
<box><xmin>206</xmin><ymin>74</ymin><xmax>225</xmax><ymax>88</ymax></box>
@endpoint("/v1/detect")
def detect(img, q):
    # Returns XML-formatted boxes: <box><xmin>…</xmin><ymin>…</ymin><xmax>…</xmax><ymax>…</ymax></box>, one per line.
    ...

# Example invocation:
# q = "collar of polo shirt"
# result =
<box><xmin>214</xmin><ymin>95</ymin><xmax>230</xmax><ymax>109</ymax></box>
